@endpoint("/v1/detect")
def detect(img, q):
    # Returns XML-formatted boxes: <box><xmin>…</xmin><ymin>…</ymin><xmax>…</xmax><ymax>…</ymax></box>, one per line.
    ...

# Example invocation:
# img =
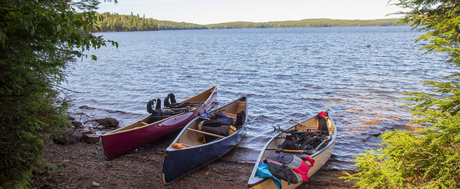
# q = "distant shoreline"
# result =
<box><xmin>94</xmin><ymin>13</ymin><xmax>406</xmax><ymax>32</ymax></box>
<box><xmin>93</xmin><ymin>24</ymin><xmax>407</xmax><ymax>33</ymax></box>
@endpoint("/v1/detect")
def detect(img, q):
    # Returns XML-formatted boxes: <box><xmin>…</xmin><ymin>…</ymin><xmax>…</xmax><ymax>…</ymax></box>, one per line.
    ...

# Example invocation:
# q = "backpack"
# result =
<box><xmin>234</xmin><ymin>111</ymin><xmax>246</xmax><ymax>128</ymax></box>
<box><xmin>197</xmin><ymin>112</ymin><xmax>236</xmax><ymax>143</ymax></box>
<box><xmin>265</xmin><ymin>152</ymin><xmax>315</xmax><ymax>182</ymax></box>
<box><xmin>264</xmin><ymin>159</ymin><xmax>298</xmax><ymax>185</ymax></box>
<box><xmin>200</xmin><ymin>124</ymin><xmax>236</xmax><ymax>142</ymax></box>
<box><xmin>317</xmin><ymin>112</ymin><xmax>329</xmax><ymax>135</ymax></box>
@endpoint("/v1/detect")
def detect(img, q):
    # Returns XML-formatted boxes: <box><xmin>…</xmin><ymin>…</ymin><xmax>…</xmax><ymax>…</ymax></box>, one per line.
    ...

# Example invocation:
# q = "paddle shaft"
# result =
<box><xmin>289</xmin><ymin>119</ymin><xmax>308</xmax><ymax>129</ymax></box>
<box><xmin>186</xmin><ymin>128</ymin><xmax>225</xmax><ymax>138</ymax></box>
<box><xmin>274</xmin><ymin>148</ymin><xmax>315</xmax><ymax>154</ymax></box>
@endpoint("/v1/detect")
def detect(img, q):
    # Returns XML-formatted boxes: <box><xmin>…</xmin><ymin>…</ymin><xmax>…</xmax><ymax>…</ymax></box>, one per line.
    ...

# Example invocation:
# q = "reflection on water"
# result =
<box><xmin>65</xmin><ymin>26</ymin><xmax>450</xmax><ymax>170</ymax></box>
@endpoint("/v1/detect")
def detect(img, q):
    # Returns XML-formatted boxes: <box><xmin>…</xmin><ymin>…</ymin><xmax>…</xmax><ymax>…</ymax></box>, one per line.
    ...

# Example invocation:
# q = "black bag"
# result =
<box><xmin>264</xmin><ymin>159</ymin><xmax>298</xmax><ymax>185</ymax></box>
<box><xmin>201</xmin><ymin>125</ymin><xmax>235</xmax><ymax>142</ymax></box>
<box><xmin>199</xmin><ymin>112</ymin><xmax>236</xmax><ymax>142</ymax></box>
<box><xmin>147</xmin><ymin>114</ymin><xmax>171</xmax><ymax>123</ymax></box>
<box><xmin>278</xmin><ymin>136</ymin><xmax>300</xmax><ymax>150</ymax></box>
<box><xmin>317</xmin><ymin>115</ymin><xmax>329</xmax><ymax>135</ymax></box>
<box><xmin>235</xmin><ymin>111</ymin><xmax>246</xmax><ymax>128</ymax></box>
<box><xmin>202</xmin><ymin>117</ymin><xmax>233</xmax><ymax>127</ymax></box>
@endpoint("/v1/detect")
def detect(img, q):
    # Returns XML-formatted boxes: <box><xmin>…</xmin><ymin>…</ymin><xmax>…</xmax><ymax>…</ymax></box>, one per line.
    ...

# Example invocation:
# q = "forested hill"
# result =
<box><xmin>95</xmin><ymin>12</ymin><xmax>159</xmax><ymax>32</ymax></box>
<box><xmin>205</xmin><ymin>18</ymin><xmax>405</xmax><ymax>29</ymax></box>
<box><xmin>94</xmin><ymin>13</ymin><xmax>405</xmax><ymax>32</ymax></box>
<box><xmin>157</xmin><ymin>20</ymin><xmax>207</xmax><ymax>30</ymax></box>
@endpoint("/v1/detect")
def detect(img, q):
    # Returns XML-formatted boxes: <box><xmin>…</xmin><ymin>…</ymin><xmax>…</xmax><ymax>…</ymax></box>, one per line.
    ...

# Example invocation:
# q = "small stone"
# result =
<box><xmin>82</xmin><ymin>134</ymin><xmax>100</xmax><ymax>144</ymax></box>
<box><xmin>79</xmin><ymin>129</ymin><xmax>96</xmax><ymax>135</ymax></box>
<box><xmin>97</xmin><ymin>117</ymin><xmax>119</xmax><ymax>128</ymax></box>
<box><xmin>92</xmin><ymin>181</ymin><xmax>100</xmax><ymax>187</ymax></box>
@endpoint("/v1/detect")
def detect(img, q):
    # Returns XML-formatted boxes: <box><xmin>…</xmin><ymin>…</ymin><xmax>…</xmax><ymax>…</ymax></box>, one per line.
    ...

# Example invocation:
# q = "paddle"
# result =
<box><xmin>289</xmin><ymin>119</ymin><xmax>307</xmax><ymax>130</ymax></box>
<box><xmin>186</xmin><ymin>128</ymin><xmax>225</xmax><ymax>138</ymax></box>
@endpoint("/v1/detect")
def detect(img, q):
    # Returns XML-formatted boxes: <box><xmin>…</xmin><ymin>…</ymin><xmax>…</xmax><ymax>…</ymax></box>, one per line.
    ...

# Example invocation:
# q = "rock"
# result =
<box><xmin>97</xmin><ymin>117</ymin><xmax>119</xmax><ymax>128</ymax></box>
<box><xmin>53</xmin><ymin>126</ymin><xmax>82</xmax><ymax>145</ymax></box>
<box><xmin>79</xmin><ymin>129</ymin><xmax>96</xmax><ymax>135</ymax></box>
<box><xmin>91</xmin><ymin>181</ymin><xmax>100</xmax><ymax>187</ymax></box>
<box><xmin>71</xmin><ymin>120</ymin><xmax>83</xmax><ymax>128</ymax></box>
<box><xmin>96</xmin><ymin>125</ymin><xmax>105</xmax><ymax>130</ymax></box>
<box><xmin>82</xmin><ymin>134</ymin><xmax>100</xmax><ymax>144</ymax></box>
<box><xmin>66</xmin><ymin>115</ymin><xmax>83</xmax><ymax>127</ymax></box>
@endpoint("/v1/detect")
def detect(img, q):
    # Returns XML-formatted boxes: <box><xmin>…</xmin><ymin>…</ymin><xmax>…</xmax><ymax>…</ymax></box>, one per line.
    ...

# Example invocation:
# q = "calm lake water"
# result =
<box><xmin>65</xmin><ymin>26</ymin><xmax>450</xmax><ymax>170</ymax></box>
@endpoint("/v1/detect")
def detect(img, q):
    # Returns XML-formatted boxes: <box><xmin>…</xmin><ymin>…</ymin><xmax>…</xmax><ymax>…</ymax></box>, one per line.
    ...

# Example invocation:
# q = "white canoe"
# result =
<box><xmin>247</xmin><ymin>113</ymin><xmax>337</xmax><ymax>189</ymax></box>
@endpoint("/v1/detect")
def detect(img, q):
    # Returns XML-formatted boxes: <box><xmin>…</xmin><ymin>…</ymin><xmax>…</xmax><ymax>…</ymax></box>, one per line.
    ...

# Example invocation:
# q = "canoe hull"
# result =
<box><xmin>162</xmin><ymin>122</ymin><xmax>245</xmax><ymax>184</ymax></box>
<box><xmin>247</xmin><ymin>114</ymin><xmax>337</xmax><ymax>189</ymax></box>
<box><xmin>101</xmin><ymin>86</ymin><xmax>217</xmax><ymax>159</ymax></box>
<box><xmin>162</xmin><ymin>97</ymin><xmax>247</xmax><ymax>184</ymax></box>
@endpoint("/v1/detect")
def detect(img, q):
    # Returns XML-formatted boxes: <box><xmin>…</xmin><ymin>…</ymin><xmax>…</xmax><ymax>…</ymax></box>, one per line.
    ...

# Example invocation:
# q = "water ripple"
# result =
<box><xmin>65</xmin><ymin>27</ymin><xmax>451</xmax><ymax>170</ymax></box>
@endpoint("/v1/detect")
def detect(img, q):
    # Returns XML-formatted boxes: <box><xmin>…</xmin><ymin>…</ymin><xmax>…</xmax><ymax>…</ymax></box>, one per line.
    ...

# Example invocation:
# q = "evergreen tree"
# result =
<box><xmin>343</xmin><ymin>0</ymin><xmax>460</xmax><ymax>188</ymax></box>
<box><xmin>96</xmin><ymin>12</ymin><xmax>159</xmax><ymax>32</ymax></box>
<box><xmin>0</xmin><ymin>0</ymin><xmax>116</xmax><ymax>187</ymax></box>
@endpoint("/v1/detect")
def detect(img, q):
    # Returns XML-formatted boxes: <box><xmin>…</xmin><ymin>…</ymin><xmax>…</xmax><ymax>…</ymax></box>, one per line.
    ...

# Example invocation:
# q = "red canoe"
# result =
<box><xmin>101</xmin><ymin>86</ymin><xmax>217</xmax><ymax>159</ymax></box>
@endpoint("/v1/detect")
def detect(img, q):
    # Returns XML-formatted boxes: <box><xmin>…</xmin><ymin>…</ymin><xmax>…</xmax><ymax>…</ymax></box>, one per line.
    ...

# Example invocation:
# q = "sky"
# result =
<box><xmin>97</xmin><ymin>0</ymin><xmax>406</xmax><ymax>25</ymax></box>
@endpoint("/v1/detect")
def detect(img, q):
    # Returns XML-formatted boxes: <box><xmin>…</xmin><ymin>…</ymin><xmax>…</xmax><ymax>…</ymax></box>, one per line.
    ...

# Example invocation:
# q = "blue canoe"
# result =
<box><xmin>162</xmin><ymin>97</ymin><xmax>247</xmax><ymax>184</ymax></box>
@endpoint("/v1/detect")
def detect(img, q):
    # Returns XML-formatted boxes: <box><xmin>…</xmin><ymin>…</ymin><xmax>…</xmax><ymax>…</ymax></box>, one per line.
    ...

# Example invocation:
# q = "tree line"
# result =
<box><xmin>95</xmin><ymin>12</ymin><xmax>159</xmax><ymax>32</ymax></box>
<box><xmin>205</xmin><ymin>18</ymin><xmax>405</xmax><ymax>29</ymax></box>
<box><xmin>94</xmin><ymin>14</ymin><xmax>406</xmax><ymax>32</ymax></box>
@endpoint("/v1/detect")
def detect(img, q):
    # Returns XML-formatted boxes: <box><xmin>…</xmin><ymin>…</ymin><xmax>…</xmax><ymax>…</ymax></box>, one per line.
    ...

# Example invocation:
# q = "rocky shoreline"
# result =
<box><xmin>32</xmin><ymin>117</ymin><xmax>355</xmax><ymax>188</ymax></box>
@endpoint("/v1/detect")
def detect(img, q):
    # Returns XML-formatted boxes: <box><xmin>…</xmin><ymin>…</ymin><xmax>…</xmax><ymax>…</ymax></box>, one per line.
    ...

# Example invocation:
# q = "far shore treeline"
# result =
<box><xmin>95</xmin><ymin>12</ymin><xmax>406</xmax><ymax>32</ymax></box>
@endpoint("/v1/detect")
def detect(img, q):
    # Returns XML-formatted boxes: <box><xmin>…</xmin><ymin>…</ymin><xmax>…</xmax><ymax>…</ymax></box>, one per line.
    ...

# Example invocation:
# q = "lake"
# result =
<box><xmin>64</xmin><ymin>26</ymin><xmax>450</xmax><ymax>170</ymax></box>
